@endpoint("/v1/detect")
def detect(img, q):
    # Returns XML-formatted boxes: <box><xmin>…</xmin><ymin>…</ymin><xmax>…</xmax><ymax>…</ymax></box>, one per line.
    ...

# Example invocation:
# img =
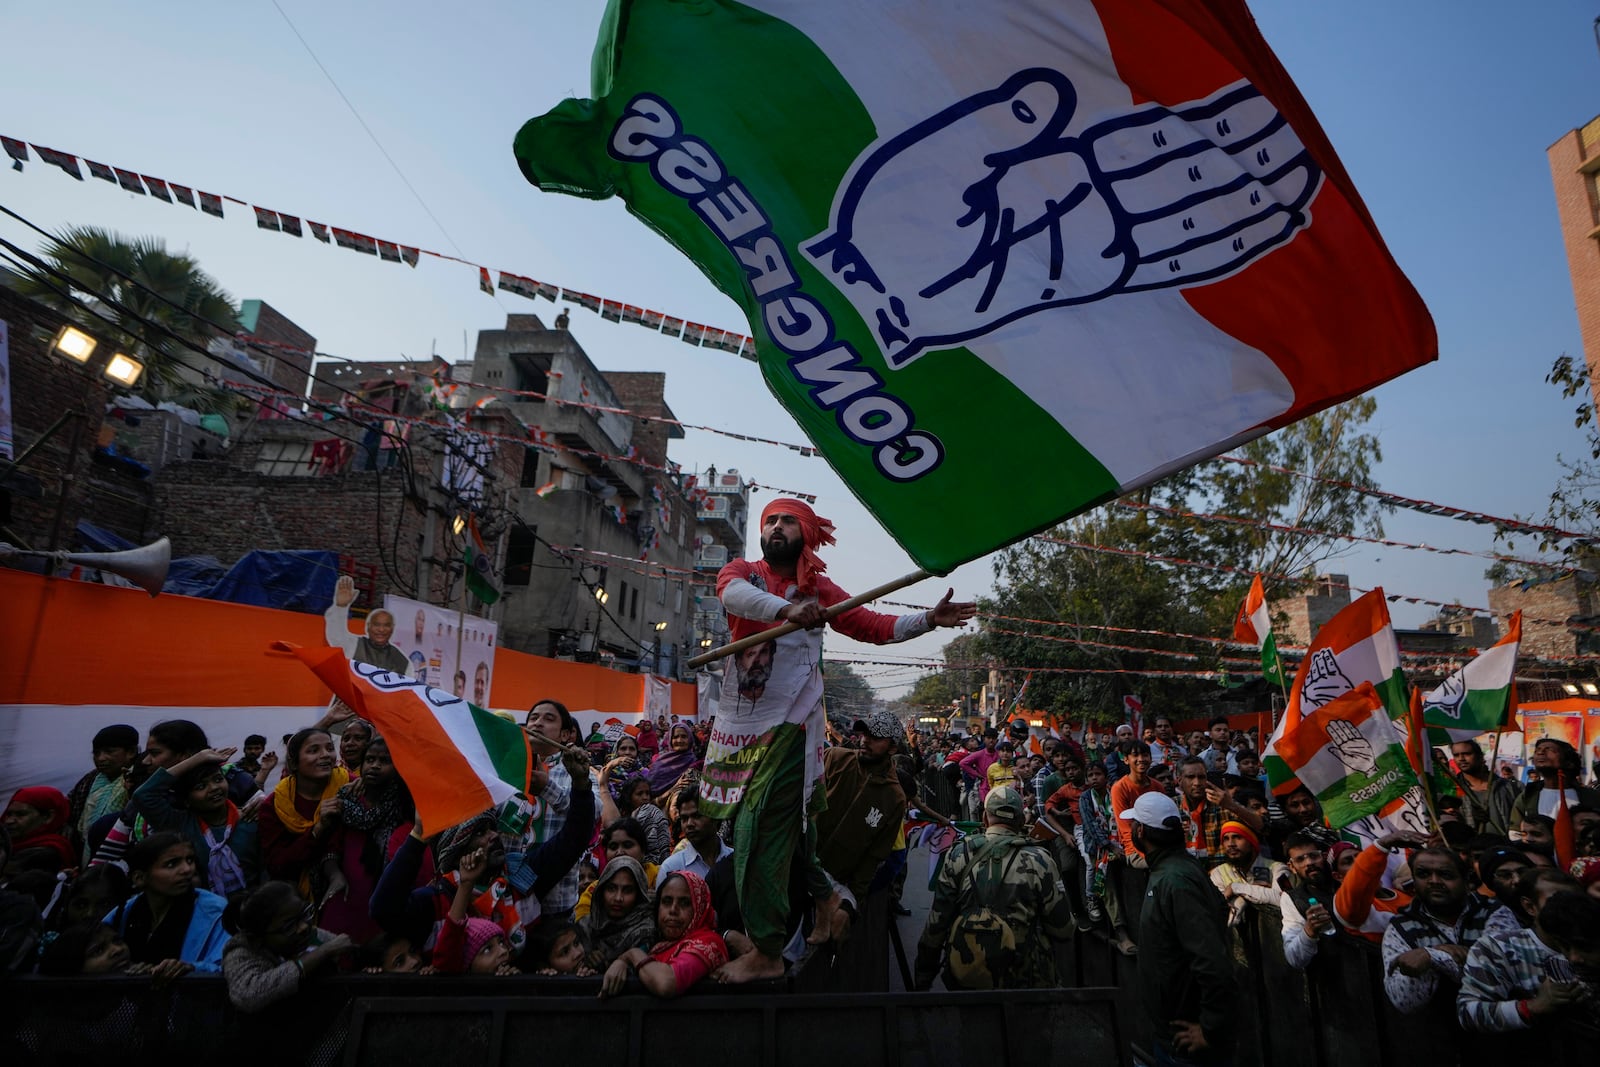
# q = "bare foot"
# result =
<box><xmin>806</xmin><ymin>891</ymin><xmax>842</xmax><ymax>945</ymax></box>
<box><xmin>712</xmin><ymin>950</ymin><xmax>786</xmax><ymax>984</ymax></box>
<box><xmin>724</xmin><ymin>930</ymin><xmax>754</xmax><ymax>959</ymax></box>
<box><xmin>1112</xmin><ymin>930</ymin><xmax>1139</xmax><ymax>957</ymax></box>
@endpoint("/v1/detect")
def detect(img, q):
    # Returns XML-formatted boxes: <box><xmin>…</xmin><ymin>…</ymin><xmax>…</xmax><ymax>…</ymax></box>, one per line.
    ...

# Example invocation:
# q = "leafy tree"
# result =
<box><xmin>16</xmin><ymin>226</ymin><xmax>242</xmax><ymax>407</ymax></box>
<box><xmin>822</xmin><ymin>660</ymin><xmax>875</xmax><ymax>723</ymax></box>
<box><xmin>971</xmin><ymin>398</ymin><xmax>1388</xmax><ymax>723</ymax></box>
<box><xmin>1487</xmin><ymin>355</ymin><xmax>1600</xmax><ymax>580</ymax></box>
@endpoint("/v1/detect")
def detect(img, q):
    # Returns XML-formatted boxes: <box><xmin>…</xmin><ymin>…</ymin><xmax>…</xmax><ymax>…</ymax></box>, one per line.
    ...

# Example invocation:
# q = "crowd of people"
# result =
<box><xmin>899</xmin><ymin>716</ymin><xmax>1600</xmax><ymax>1061</ymax></box>
<box><xmin>3</xmin><ymin>496</ymin><xmax>1598</xmax><ymax>1064</ymax></box>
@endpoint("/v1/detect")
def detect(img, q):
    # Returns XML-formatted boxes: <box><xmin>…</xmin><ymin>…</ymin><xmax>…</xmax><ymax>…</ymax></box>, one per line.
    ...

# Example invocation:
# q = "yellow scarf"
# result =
<box><xmin>272</xmin><ymin>767</ymin><xmax>350</xmax><ymax>833</ymax></box>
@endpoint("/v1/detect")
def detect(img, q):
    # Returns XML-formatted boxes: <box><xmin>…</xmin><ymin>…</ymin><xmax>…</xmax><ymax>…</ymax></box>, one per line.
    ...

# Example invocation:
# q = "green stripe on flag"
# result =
<box><xmin>472</xmin><ymin>703</ymin><xmax>531</xmax><ymax>791</ymax></box>
<box><xmin>1261</xmin><ymin>633</ymin><xmax>1282</xmax><ymax>685</ymax></box>
<box><xmin>512</xmin><ymin>0</ymin><xmax>1118</xmax><ymax>573</ymax></box>
<box><xmin>1312</xmin><ymin>746</ymin><xmax>1414</xmax><ymax>829</ymax></box>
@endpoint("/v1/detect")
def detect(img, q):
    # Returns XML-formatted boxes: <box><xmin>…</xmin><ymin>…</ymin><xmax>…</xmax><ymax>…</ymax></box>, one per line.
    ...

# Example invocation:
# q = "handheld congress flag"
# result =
<box><xmin>515</xmin><ymin>0</ymin><xmax>1435</xmax><ymax>572</ymax></box>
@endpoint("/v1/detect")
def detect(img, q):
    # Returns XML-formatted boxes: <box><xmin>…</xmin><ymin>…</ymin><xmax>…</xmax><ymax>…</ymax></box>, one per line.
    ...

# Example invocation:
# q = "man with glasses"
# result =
<box><xmin>1278</xmin><ymin>831</ymin><xmax>1339</xmax><ymax>970</ymax></box>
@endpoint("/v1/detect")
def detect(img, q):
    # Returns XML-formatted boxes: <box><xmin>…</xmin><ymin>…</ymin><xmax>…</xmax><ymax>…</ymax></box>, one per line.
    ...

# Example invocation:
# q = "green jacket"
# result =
<box><xmin>1136</xmin><ymin>846</ymin><xmax>1236</xmax><ymax>1055</ymax></box>
<box><xmin>914</xmin><ymin>825</ymin><xmax>1072</xmax><ymax>990</ymax></box>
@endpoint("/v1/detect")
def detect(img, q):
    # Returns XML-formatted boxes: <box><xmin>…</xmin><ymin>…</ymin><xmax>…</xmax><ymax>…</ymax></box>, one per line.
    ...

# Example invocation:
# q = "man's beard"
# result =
<box><xmin>761</xmin><ymin>534</ymin><xmax>803</xmax><ymax>566</ymax></box>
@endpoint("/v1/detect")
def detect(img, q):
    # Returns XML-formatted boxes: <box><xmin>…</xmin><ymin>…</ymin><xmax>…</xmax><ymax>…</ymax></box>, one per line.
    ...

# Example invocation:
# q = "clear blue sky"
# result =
<box><xmin>2</xmin><ymin>1</ymin><xmax>1595</xmax><ymax>696</ymax></box>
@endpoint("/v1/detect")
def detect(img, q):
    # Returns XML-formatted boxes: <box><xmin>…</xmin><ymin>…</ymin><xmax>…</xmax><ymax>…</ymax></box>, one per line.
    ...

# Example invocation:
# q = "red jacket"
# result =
<box><xmin>717</xmin><ymin>559</ymin><xmax>903</xmax><ymax>644</ymax></box>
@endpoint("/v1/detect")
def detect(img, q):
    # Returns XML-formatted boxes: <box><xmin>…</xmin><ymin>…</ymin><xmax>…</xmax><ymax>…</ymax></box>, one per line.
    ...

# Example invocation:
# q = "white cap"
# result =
<box><xmin>1118</xmin><ymin>791</ymin><xmax>1182</xmax><ymax>830</ymax></box>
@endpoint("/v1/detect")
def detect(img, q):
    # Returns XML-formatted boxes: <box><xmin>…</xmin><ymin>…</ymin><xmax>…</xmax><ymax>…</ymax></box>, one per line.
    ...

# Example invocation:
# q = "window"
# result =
<box><xmin>252</xmin><ymin>439</ymin><xmax>316</xmax><ymax>477</ymax></box>
<box><xmin>520</xmin><ymin>450</ymin><xmax>541</xmax><ymax>488</ymax></box>
<box><xmin>505</xmin><ymin>525</ymin><xmax>536</xmax><ymax>586</ymax></box>
<box><xmin>621</xmin><ymin>580</ymin><xmax>631</xmax><ymax>619</ymax></box>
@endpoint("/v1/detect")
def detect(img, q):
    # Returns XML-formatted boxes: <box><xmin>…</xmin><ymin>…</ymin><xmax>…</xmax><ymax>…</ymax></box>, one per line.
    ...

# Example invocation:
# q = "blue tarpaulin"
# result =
<box><xmin>75</xmin><ymin>522</ymin><xmax>339</xmax><ymax>612</ymax></box>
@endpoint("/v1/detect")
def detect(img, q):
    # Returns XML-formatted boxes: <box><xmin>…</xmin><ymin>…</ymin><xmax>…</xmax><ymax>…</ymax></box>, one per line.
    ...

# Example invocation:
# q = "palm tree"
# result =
<box><xmin>15</xmin><ymin>226</ymin><xmax>243</xmax><ymax>408</ymax></box>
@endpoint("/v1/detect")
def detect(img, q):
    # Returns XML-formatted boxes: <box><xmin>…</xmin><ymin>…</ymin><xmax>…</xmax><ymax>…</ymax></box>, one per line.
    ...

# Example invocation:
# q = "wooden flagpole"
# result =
<box><xmin>687</xmin><ymin>568</ymin><xmax>931</xmax><ymax>668</ymax></box>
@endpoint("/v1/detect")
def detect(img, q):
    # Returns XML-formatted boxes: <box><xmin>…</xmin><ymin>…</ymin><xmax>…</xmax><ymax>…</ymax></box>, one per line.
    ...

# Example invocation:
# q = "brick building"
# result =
<box><xmin>1269</xmin><ymin>573</ymin><xmax>1352</xmax><ymax>646</ymax></box>
<box><xmin>1549</xmin><ymin>116</ymin><xmax>1600</xmax><ymax>407</ymax></box>
<box><xmin>689</xmin><ymin>467</ymin><xmax>753</xmax><ymax>652</ymax></box>
<box><xmin>1488</xmin><ymin>572</ymin><xmax>1599</xmax><ymax>660</ymax></box>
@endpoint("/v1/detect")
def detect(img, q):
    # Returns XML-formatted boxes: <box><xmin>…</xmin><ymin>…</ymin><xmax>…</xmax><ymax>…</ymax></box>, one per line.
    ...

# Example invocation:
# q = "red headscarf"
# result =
<box><xmin>3</xmin><ymin>785</ymin><xmax>75</xmax><ymax>868</ymax></box>
<box><xmin>760</xmin><ymin>498</ymin><xmax>835</xmax><ymax>596</ymax></box>
<box><xmin>649</xmin><ymin>871</ymin><xmax>728</xmax><ymax>972</ymax></box>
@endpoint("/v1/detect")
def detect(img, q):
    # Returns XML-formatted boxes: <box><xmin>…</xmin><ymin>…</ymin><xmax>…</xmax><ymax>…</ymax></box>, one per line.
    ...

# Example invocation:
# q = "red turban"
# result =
<box><xmin>760</xmin><ymin>498</ymin><xmax>835</xmax><ymax>596</ymax></box>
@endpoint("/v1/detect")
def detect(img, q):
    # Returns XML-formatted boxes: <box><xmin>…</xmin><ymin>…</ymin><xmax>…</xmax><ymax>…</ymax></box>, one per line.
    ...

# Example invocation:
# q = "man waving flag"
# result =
<box><xmin>515</xmin><ymin>0</ymin><xmax>1435</xmax><ymax>574</ymax></box>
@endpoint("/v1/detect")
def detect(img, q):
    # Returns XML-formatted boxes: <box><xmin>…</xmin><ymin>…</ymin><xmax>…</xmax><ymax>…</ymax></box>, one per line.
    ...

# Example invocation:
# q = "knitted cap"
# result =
<box><xmin>463</xmin><ymin>917</ymin><xmax>504</xmax><ymax>965</ymax></box>
<box><xmin>1220</xmin><ymin>820</ymin><xmax>1259</xmax><ymax>852</ymax></box>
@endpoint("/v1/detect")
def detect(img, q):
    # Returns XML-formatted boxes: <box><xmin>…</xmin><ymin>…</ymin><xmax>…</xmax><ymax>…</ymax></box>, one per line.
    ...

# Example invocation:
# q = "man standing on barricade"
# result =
<box><xmin>702</xmin><ymin>498</ymin><xmax>975</xmax><ymax>982</ymax></box>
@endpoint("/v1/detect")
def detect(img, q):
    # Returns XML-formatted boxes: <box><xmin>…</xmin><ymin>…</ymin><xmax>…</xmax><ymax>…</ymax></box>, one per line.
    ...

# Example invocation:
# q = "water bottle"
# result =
<box><xmin>1306</xmin><ymin>896</ymin><xmax>1338</xmax><ymax>937</ymax></box>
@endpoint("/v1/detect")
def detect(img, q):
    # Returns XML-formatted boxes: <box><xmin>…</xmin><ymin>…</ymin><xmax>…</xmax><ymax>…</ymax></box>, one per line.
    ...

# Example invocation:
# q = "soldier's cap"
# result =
<box><xmin>983</xmin><ymin>785</ymin><xmax>1024</xmax><ymax>825</ymax></box>
<box><xmin>853</xmin><ymin>710</ymin><xmax>900</xmax><ymax>740</ymax></box>
<box><xmin>1118</xmin><ymin>792</ymin><xmax>1182</xmax><ymax>831</ymax></box>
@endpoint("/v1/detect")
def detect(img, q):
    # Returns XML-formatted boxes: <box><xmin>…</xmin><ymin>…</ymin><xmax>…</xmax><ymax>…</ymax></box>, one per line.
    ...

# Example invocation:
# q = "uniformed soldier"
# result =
<box><xmin>912</xmin><ymin>785</ymin><xmax>1073</xmax><ymax>990</ymax></box>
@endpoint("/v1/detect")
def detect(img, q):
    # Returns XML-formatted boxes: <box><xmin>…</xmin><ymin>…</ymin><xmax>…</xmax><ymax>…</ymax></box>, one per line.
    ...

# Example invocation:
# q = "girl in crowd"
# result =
<box><xmin>599</xmin><ymin>871</ymin><xmax>726</xmax><ymax>999</ymax></box>
<box><xmin>612</xmin><ymin>732</ymin><xmax>642</xmax><ymax>774</ymax></box>
<box><xmin>322</xmin><ymin>735</ymin><xmax>418</xmax><ymax>941</ymax></box>
<box><xmin>222</xmin><ymin>881</ymin><xmax>354</xmax><ymax>1012</ymax></box>
<box><xmin>93</xmin><ymin>720</ymin><xmax>261</xmax><ymax>868</ymax></box>
<box><xmin>2</xmin><ymin>786</ymin><xmax>75</xmax><ymax>876</ymax></box>
<box><xmin>38</xmin><ymin>922</ymin><xmax>131</xmax><ymax>976</ymax></box>
<box><xmin>103</xmin><ymin>831</ymin><xmax>230</xmax><ymax>976</ymax></box>
<box><xmin>129</xmin><ymin>747</ymin><xmax>260</xmax><ymax>902</ymax></box>
<box><xmin>258</xmin><ymin>728</ymin><xmax>349</xmax><ymax>900</ymax></box>
<box><xmin>600</xmin><ymin>760</ymin><xmax>672</xmax><ymax>864</ymax></box>
<box><xmin>579</xmin><ymin>855</ymin><xmax>656</xmax><ymax>971</ymax></box>
<box><xmin>430</xmin><ymin>845</ymin><xmax>520</xmax><ymax>975</ymax></box>
<box><xmin>528</xmin><ymin>918</ymin><xmax>593</xmax><ymax>976</ymax></box>
<box><xmin>573</xmin><ymin>818</ymin><xmax>661</xmax><ymax>921</ymax></box>
<box><xmin>56</xmin><ymin>864</ymin><xmax>130</xmax><ymax>930</ymax></box>
<box><xmin>359</xmin><ymin>932</ymin><xmax>429</xmax><ymax>973</ymax></box>
<box><xmin>646</xmin><ymin>724</ymin><xmax>701</xmax><ymax>805</ymax></box>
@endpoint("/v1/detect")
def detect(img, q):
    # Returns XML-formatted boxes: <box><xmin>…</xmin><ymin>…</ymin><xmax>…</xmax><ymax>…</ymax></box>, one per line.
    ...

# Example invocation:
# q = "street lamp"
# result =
<box><xmin>653</xmin><ymin>621</ymin><xmax>668</xmax><ymax>632</ymax></box>
<box><xmin>51</xmin><ymin>325</ymin><xmax>96</xmax><ymax>364</ymax></box>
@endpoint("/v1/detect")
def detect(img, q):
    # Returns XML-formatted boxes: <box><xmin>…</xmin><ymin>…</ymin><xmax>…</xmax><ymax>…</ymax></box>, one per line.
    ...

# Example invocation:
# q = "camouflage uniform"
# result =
<box><xmin>913</xmin><ymin>819</ymin><xmax>1073</xmax><ymax>990</ymax></box>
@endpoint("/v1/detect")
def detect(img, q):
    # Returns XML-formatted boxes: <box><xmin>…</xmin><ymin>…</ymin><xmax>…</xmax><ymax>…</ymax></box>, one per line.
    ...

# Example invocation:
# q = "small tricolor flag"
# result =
<box><xmin>463</xmin><ymin>516</ymin><xmax>500</xmax><ymax>605</ymax></box>
<box><xmin>279</xmin><ymin>643</ymin><xmax>534</xmax><ymax>832</ymax></box>
<box><xmin>1422</xmin><ymin>611</ymin><xmax>1519</xmax><ymax>744</ymax></box>
<box><xmin>535</xmin><ymin>480</ymin><xmax>560</xmax><ymax>498</ymax></box>
<box><xmin>1232</xmin><ymin>574</ymin><xmax>1283</xmax><ymax>686</ymax></box>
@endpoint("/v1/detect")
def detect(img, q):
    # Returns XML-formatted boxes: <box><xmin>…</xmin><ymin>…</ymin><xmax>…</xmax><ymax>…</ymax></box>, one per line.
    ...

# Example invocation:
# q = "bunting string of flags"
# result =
<box><xmin>1216</xmin><ymin>453</ymin><xmax>1599</xmax><ymax>548</ymax></box>
<box><xmin>223</xmin><ymin>377</ymin><xmax>821</xmax><ymax>509</ymax></box>
<box><xmin>1115</xmin><ymin>500</ymin><xmax>1570</xmax><ymax>577</ymax></box>
<box><xmin>1030</xmin><ymin>534</ymin><xmax>1600</xmax><ymax>636</ymax></box>
<box><xmin>3</xmin><ymin>133</ymin><xmax>756</xmax><ymax>355</ymax></box>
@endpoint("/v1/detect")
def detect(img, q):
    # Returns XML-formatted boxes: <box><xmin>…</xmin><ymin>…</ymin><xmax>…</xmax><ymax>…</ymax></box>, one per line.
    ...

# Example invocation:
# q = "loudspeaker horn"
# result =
<box><xmin>0</xmin><ymin>536</ymin><xmax>171</xmax><ymax>597</ymax></box>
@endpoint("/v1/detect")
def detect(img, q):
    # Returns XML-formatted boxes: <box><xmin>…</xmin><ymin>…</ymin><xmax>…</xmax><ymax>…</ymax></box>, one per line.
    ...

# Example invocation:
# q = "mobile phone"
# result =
<box><xmin>1544</xmin><ymin>956</ymin><xmax>1577</xmax><ymax>984</ymax></box>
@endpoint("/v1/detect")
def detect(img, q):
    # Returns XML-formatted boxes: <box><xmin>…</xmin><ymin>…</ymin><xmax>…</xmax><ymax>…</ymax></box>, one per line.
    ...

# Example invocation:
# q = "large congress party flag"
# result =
<box><xmin>515</xmin><ymin>0</ymin><xmax>1435</xmax><ymax>573</ymax></box>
